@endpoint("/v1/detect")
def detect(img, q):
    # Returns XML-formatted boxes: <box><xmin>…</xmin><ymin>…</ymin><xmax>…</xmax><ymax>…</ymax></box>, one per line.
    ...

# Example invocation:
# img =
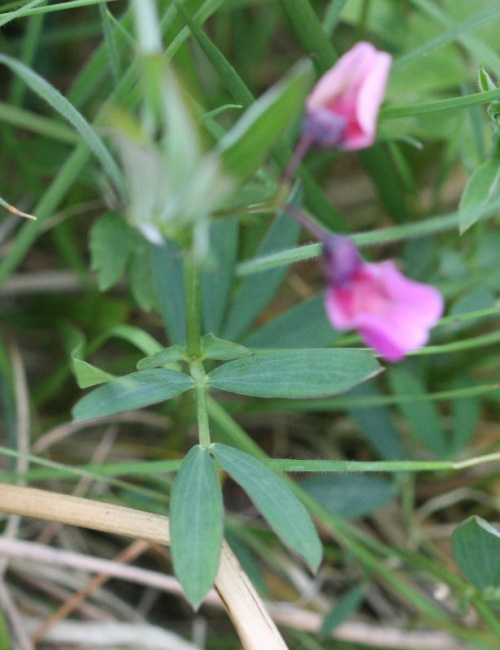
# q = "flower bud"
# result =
<box><xmin>305</xmin><ymin>42</ymin><xmax>392</xmax><ymax>151</ymax></box>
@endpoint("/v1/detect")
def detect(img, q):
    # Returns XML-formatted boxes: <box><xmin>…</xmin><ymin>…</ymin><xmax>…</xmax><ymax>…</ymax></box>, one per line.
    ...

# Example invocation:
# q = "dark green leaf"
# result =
<box><xmin>90</xmin><ymin>212</ymin><xmax>135</xmax><ymax>291</ymax></box>
<box><xmin>212</xmin><ymin>444</ymin><xmax>322</xmax><ymax>571</ymax></box>
<box><xmin>170</xmin><ymin>445</ymin><xmax>223</xmax><ymax>609</ymax></box>
<box><xmin>201</xmin><ymin>218</ymin><xmax>239</xmax><ymax>336</ymax></box>
<box><xmin>452</xmin><ymin>516</ymin><xmax>500</xmax><ymax>592</ymax></box>
<box><xmin>129</xmin><ymin>239</ymin><xmax>157</xmax><ymax>311</ymax></box>
<box><xmin>72</xmin><ymin>369</ymin><xmax>193</xmax><ymax>421</ymax></box>
<box><xmin>0</xmin><ymin>53</ymin><xmax>125</xmax><ymax>197</ymax></box>
<box><xmin>208</xmin><ymin>349</ymin><xmax>381</xmax><ymax>399</ymax></box>
<box><xmin>222</xmin><ymin>211</ymin><xmax>300</xmax><ymax>341</ymax></box>
<box><xmin>388</xmin><ymin>367</ymin><xmax>447</xmax><ymax>458</ymax></box>
<box><xmin>151</xmin><ymin>239</ymin><xmax>186</xmax><ymax>344</ymax></box>
<box><xmin>245</xmin><ymin>294</ymin><xmax>337</xmax><ymax>349</ymax></box>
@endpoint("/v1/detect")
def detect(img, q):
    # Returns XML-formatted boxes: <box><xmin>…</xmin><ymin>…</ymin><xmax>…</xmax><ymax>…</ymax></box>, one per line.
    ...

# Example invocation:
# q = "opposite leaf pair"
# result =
<box><xmin>171</xmin><ymin>444</ymin><xmax>322</xmax><ymax>608</ymax></box>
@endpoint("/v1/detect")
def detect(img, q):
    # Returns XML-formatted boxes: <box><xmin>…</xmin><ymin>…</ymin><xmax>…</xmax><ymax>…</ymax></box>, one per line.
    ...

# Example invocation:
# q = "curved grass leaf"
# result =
<box><xmin>72</xmin><ymin>369</ymin><xmax>194</xmax><ymax>421</ymax></box>
<box><xmin>170</xmin><ymin>445</ymin><xmax>223</xmax><ymax>609</ymax></box>
<box><xmin>0</xmin><ymin>52</ymin><xmax>125</xmax><ymax>197</ymax></box>
<box><xmin>208</xmin><ymin>349</ymin><xmax>381</xmax><ymax>399</ymax></box>
<box><xmin>212</xmin><ymin>443</ymin><xmax>322</xmax><ymax>571</ymax></box>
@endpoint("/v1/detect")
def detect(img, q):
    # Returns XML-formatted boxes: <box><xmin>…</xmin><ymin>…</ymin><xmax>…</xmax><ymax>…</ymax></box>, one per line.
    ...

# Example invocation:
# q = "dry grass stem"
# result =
<box><xmin>0</xmin><ymin>484</ymin><xmax>288</xmax><ymax>650</ymax></box>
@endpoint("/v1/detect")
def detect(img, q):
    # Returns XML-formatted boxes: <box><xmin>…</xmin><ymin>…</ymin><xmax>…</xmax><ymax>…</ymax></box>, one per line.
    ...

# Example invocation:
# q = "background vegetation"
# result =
<box><xmin>1</xmin><ymin>1</ymin><xmax>500</xmax><ymax>648</ymax></box>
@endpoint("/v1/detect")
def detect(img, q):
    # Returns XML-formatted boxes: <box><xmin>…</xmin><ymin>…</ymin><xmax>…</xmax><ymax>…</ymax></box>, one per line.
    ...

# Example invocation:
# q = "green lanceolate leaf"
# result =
<box><xmin>72</xmin><ymin>369</ymin><xmax>194</xmax><ymax>422</ymax></box>
<box><xmin>72</xmin><ymin>359</ymin><xmax>116</xmax><ymax>389</ymax></box>
<box><xmin>208</xmin><ymin>349</ymin><xmax>381</xmax><ymax>399</ymax></box>
<box><xmin>67</xmin><ymin>328</ymin><xmax>116</xmax><ymax>389</ymax></box>
<box><xmin>459</xmin><ymin>158</ymin><xmax>500</xmax><ymax>233</ymax></box>
<box><xmin>170</xmin><ymin>445</ymin><xmax>223</xmax><ymax>609</ymax></box>
<box><xmin>211</xmin><ymin>444</ymin><xmax>322</xmax><ymax>571</ymax></box>
<box><xmin>452</xmin><ymin>516</ymin><xmax>500</xmax><ymax>594</ymax></box>
<box><xmin>201</xmin><ymin>334</ymin><xmax>253</xmax><ymax>361</ymax></box>
<box><xmin>217</xmin><ymin>60</ymin><xmax>312</xmax><ymax>182</ymax></box>
<box><xmin>137</xmin><ymin>345</ymin><xmax>187</xmax><ymax>370</ymax></box>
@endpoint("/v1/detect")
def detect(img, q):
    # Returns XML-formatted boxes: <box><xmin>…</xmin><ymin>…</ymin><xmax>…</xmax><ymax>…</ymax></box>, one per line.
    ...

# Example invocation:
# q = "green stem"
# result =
<box><xmin>192</xmin><ymin>361</ymin><xmax>211</xmax><ymax>449</ymax></box>
<box><xmin>183</xmin><ymin>252</ymin><xmax>202</xmax><ymax>358</ymax></box>
<box><xmin>183</xmin><ymin>252</ymin><xmax>210</xmax><ymax>447</ymax></box>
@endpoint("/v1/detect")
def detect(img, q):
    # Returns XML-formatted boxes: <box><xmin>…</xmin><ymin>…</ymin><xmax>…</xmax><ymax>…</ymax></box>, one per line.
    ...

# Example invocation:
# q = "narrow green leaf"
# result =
<box><xmin>347</xmin><ymin>383</ymin><xmax>404</xmax><ymax>461</ymax></box>
<box><xmin>129</xmin><ymin>240</ymin><xmax>157</xmax><ymax>311</ymax></box>
<box><xmin>175</xmin><ymin>1</ymin><xmax>253</xmax><ymax>107</ymax></box>
<box><xmin>217</xmin><ymin>61</ymin><xmax>312</xmax><ymax>182</ymax></box>
<box><xmin>278</xmin><ymin>0</ymin><xmax>337</xmax><ymax>73</ymax></box>
<box><xmin>201</xmin><ymin>218</ymin><xmax>238</xmax><ymax>336</ymax></box>
<box><xmin>212</xmin><ymin>444</ymin><xmax>322</xmax><ymax>571</ymax></box>
<box><xmin>151</xmin><ymin>239</ymin><xmax>186</xmax><ymax>344</ymax></box>
<box><xmin>388</xmin><ymin>367</ymin><xmax>447</xmax><ymax>457</ymax></box>
<box><xmin>0</xmin><ymin>53</ymin><xmax>125</xmax><ymax>197</ymax></box>
<box><xmin>394</xmin><ymin>3</ymin><xmax>500</xmax><ymax>72</ymax></box>
<box><xmin>208</xmin><ymin>349</ymin><xmax>381</xmax><ymax>399</ymax></box>
<box><xmin>108</xmin><ymin>325</ymin><xmax>163</xmax><ymax>356</ymax></box>
<box><xmin>201</xmin><ymin>334</ymin><xmax>252</xmax><ymax>361</ymax></box>
<box><xmin>320</xmin><ymin>583</ymin><xmax>365</xmax><ymax>639</ymax></box>
<box><xmin>137</xmin><ymin>345</ymin><xmax>187</xmax><ymax>370</ymax></box>
<box><xmin>170</xmin><ymin>445</ymin><xmax>223</xmax><ymax>609</ymax></box>
<box><xmin>67</xmin><ymin>329</ymin><xmax>116</xmax><ymax>389</ymax></box>
<box><xmin>459</xmin><ymin>159</ymin><xmax>500</xmax><ymax>233</ymax></box>
<box><xmin>452</xmin><ymin>516</ymin><xmax>500</xmax><ymax>593</ymax></box>
<box><xmin>222</xmin><ymin>210</ymin><xmax>300</xmax><ymax>341</ymax></box>
<box><xmin>450</xmin><ymin>383</ymin><xmax>480</xmax><ymax>456</ymax></box>
<box><xmin>72</xmin><ymin>369</ymin><xmax>194</xmax><ymax>422</ymax></box>
<box><xmin>72</xmin><ymin>359</ymin><xmax>116</xmax><ymax>389</ymax></box>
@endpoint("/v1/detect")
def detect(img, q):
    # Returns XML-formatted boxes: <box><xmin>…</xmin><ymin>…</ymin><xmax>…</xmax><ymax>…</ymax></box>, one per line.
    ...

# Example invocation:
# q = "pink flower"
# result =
<box><xmin>304</xmin><ymin>42</ymin><xmax>392</xmax><ymax>151</ymax></box>
<box><xmin>323</xmin><ymin>237</ymin><xmax>444</xmax><ymax>362</ymax></box>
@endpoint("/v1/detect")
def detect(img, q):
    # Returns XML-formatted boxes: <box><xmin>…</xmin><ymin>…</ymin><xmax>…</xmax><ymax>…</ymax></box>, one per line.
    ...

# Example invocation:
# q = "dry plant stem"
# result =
<box><xmin>0</xmin><ymin>484</ymin><xmax>288</xmax><ymax>650</ymax></box>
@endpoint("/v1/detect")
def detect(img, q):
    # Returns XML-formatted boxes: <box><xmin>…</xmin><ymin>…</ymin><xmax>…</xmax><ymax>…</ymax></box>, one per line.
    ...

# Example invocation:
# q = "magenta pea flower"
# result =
<box><xmin>303</xmin><ymin>42</ymin><xmax>392</xmax><ymax>151</ymax></box>
<box><xmin>323</xmin><ymin>237</ymin><xmax>444</xmax><ymax>362</ymax></box>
